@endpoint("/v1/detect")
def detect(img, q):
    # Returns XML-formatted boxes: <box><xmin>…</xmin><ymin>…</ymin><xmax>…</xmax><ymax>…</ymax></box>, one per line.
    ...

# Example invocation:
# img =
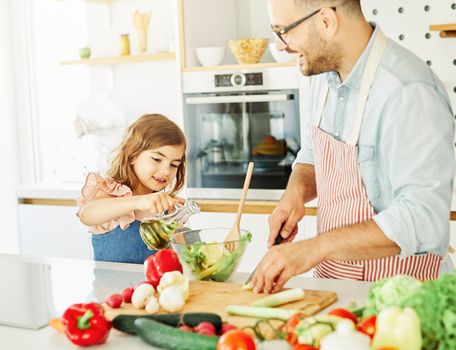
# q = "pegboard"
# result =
<box><xmin>362</xmin><ymin>0</ymin><xmax>456</xmax><ymax>114</ymax></box>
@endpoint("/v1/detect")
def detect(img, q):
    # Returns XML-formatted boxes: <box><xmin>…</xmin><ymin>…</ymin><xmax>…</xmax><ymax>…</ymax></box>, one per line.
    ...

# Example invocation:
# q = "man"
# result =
<box><xmin>251</xmin><ymin>0</ymin><xmax>454</xmax><ymax>294</ymax></box>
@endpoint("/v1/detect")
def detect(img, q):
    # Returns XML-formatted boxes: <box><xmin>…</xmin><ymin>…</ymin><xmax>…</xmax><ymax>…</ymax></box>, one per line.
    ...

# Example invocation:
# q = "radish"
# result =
<box><xmin>105</xmin><ymin>293</ymin><xmax>123</xmax><ymax>308</ymax></box>
<box><xmin>178</xmin><ymin>325</ymin><xmax>194</xmax><ymax>332</ymax></box>
<box><xmin>194</xmin><ymin>322</ymin><xmax>216</xmax><ymax>336</ymax></box>
<box><xmin>121</xmin><ymin>286</ymin><xmax>134</xmax><ymax>303</ymax></box>
<box><xmin>221</xmin><ymin>323</ymin><xmax>237</xmax><ymax>335</ymax></box>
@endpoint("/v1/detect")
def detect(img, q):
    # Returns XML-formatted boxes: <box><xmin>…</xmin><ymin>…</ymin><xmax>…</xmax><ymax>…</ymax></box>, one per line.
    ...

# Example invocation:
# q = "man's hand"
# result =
<box><xmin>251</xmin><ymin>239</ymin><xmax>320</xmax><ymax>294</ymax></box>
<box><xmin>268</xmin><ymin>195</ymin><xmax>305</xmax><ymax>247</ymax></box>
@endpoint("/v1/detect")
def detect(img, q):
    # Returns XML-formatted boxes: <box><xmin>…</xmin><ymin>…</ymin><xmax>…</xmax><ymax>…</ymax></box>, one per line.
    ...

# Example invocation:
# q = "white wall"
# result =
<box><xmin>0</xmin><ymin>0</ymin><xmax>19</xmax><ymax>253</ymax></box>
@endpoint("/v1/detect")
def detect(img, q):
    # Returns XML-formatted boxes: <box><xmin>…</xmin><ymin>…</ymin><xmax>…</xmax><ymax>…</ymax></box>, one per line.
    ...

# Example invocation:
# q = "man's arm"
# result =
<box><xmin>267</xmin><ymin>163</ymin><xmax>317</xmax><ymax>246</ymax></box>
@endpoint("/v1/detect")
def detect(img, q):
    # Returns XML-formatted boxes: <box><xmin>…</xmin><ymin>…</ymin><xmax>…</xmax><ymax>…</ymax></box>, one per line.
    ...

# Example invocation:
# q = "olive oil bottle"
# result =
<box><xmin>139</xmin><ymin>200</ymin><xmax>200</xmax><ymax>250</ymax></box>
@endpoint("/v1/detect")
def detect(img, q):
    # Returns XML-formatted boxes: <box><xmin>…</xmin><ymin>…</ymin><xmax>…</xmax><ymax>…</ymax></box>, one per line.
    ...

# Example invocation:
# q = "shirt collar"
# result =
<box><xmin>327</xmin><ymin>23</ymin><xmax>382</xmax><ymax>91</ymax></box>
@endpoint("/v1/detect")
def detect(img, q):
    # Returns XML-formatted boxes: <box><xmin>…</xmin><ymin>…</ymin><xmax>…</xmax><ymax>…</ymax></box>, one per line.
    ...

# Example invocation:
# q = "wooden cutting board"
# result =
<box><xmin>104</xmin><ymin>280</ymin><xmax>337</xmax><ymax>329</ymax></box>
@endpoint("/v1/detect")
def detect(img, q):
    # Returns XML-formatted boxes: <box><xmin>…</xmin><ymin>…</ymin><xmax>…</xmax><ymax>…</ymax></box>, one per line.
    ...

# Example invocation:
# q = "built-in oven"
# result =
<box><xmin>182</xmin><ymin>67</ymin><xmax>301</xmax><ymax>200</ymax></box>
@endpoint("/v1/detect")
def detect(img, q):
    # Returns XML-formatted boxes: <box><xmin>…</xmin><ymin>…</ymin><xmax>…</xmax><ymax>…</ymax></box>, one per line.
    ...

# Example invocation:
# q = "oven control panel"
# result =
<box><xmin>214</xmin><ymin>72</ymin><xmax>263</xmax><ymax>88</ymax></box>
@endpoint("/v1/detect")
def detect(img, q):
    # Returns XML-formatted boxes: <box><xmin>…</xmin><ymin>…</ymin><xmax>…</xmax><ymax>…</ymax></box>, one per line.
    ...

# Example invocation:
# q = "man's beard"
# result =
<box><xmin>297</xmin><ymin>32</ymin><xmax>342</xmax><ymax>76</ymax></box>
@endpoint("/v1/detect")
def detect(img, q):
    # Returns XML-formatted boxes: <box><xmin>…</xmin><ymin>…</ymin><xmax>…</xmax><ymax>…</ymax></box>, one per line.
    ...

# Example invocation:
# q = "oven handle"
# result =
<box><xmin>185</xmin><ymin>94</ymin><xmax>292</xmax><ymax>104</ymax></box>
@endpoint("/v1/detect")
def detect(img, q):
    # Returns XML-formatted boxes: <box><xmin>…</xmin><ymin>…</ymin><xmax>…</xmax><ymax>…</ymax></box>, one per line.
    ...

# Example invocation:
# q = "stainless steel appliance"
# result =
<box><xmin>182</xmin><ymin>67</ymin><xmax>301</xmax><ymax>200</ymax></box>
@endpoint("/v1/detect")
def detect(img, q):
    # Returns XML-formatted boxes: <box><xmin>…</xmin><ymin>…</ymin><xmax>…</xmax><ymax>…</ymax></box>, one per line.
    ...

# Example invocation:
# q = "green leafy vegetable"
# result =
<box><xmin>363</xmin><ymin>273</ymin><xmax>456</xmax><ymax>350</ymax></box>
<box><xmin>180</xmin><ymin>232</ymin><xmax>252</xmax><ymax>282</ymax></box>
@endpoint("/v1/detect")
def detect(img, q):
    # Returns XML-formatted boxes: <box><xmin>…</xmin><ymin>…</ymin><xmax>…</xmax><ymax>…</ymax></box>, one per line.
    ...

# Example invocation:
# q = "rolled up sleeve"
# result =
<box><xmin>373</xmin><ymin>82</ymin><xmax>454</xmax><ymax>258</ymax></box>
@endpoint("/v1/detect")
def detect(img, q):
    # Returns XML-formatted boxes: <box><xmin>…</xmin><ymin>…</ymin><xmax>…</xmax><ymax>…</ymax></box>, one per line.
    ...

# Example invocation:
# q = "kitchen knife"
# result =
<box><xmin>243</xmin><ymin>233</ymin><xmax>284</xmax><ymax>288</ymax></box>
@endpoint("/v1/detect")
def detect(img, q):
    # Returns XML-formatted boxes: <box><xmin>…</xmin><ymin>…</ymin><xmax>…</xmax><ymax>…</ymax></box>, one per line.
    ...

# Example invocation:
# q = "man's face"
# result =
<box><xmin>267</xmin><ymin>0</ymin><xmax>341</xmax><ymax>76</ymax></box>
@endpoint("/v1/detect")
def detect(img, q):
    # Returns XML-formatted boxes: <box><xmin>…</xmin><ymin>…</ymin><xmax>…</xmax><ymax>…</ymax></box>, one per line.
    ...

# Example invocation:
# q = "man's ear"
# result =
<box><xmin>319</xmin><ymin>7</ymin><xmax>338</xmax><ymax>37</ymax></box>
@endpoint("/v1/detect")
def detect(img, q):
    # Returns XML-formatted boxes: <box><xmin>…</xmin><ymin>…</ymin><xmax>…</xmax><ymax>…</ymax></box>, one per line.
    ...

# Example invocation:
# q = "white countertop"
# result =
<box><xmin>0</xmin><ymin>253</ymin><xmax>373</xmax><ymax>350</ymax></box>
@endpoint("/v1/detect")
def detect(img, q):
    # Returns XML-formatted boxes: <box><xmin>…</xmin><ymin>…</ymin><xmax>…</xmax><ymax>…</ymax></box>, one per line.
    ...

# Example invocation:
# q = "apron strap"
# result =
<box><xmin>347</xmin><ymin>31</ymin><xmax>388</xmax><ymax>145</ymax></box>
<box><xmin>313</xmin><ymin>30</ymin><xmax>388</xmax><ymax>143</ymax></box>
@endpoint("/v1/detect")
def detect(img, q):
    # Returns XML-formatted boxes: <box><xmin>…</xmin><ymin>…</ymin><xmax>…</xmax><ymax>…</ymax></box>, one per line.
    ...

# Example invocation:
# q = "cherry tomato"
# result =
<box><xmin>357</xmin><ymin>315</ymin><xmax>377</xmax><ymax>339</ymax></box>
<box><xmin>216</xmin><ymin>329</ymin><xmax>256</xmax><ymax>350</ymax></box>
<box><xmin>327</xmin><ymin>308</ymin><xmax>358</xmax><ymax>324</ymax></box>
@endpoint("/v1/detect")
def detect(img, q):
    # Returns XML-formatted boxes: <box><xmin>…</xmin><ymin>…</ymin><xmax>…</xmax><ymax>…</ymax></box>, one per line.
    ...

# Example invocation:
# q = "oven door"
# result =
<box><xmin>183</xmin><ymin>89</ymin><xmax>301</xmax><ymax>200</ymax></box>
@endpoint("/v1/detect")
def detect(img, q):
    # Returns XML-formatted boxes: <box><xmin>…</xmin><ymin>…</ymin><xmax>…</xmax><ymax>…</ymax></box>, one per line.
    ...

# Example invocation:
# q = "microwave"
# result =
<box><xmin>182</xmin><ymin>68</ymin><xmax>301</xmax><ymax>200</ymax></box>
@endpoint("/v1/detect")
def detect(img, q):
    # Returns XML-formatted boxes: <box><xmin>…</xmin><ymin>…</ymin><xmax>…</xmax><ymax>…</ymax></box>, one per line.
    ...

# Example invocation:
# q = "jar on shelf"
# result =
<box><xmin>139</xmin><ymin>200</ymin><xmax>200</xmax><ymax>250</ymax></box>
<box><xmin>119</xmin><ymin>34</ymin><xmax>131</xmax><ymax>56</ymax></box>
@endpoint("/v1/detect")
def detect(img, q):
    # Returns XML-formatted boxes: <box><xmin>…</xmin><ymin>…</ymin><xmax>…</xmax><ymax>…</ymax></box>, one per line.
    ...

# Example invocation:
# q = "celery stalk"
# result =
<box><xmin>226</xmin><ymin>305</ymin><xmax>295</xmax><ymax>320</ymax></box>
<box><xmin>251</xmin><ymin>288</ymin><xmax>305</xmax><ymax>307</ymax></box>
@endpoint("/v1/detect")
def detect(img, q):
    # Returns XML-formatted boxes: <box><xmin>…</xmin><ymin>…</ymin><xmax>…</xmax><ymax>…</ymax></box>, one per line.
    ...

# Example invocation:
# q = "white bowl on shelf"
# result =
<box><xmin>195</xmin><ymin>46</ymin><xmax>225</xmax><ymax>67</ymax></box>
<box><xmin>269</xmin><ymin>43</ymin><xmax>296</xmax><ymax>63</ymax></box>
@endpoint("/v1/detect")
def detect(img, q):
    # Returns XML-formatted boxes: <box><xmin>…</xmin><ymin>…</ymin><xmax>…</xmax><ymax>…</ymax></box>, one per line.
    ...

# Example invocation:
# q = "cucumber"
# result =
<box><xmin>134</xmin><ymin>318</ymin><xmax>219</xmax><ymax>350</ymax></box>
<box><xmin>112</xmin><ymin>312</ymin><xmax>222</xmax><ymax>335</ymax></box>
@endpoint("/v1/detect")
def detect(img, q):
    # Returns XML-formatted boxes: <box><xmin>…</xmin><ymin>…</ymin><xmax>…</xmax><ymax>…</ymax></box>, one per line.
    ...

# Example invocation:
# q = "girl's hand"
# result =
<box><xmin>136</xmin><ymin>192</ymin><xmax>183</xmax><ymax>214</ymax></box>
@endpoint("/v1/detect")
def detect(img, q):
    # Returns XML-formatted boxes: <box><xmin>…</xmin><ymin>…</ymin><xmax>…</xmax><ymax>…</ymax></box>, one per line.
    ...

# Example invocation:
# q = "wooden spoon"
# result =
<box><xmin>224</xmin><ymin>162</ymin><xmax>254</xmax><ymax>252</ymax></box>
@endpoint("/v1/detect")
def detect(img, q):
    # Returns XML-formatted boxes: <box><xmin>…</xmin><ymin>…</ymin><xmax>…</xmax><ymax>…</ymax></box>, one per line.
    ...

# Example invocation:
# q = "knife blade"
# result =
<box><xmin>243</xmin><ymin>233</ymin><xmax>284</xmax><ymax>288</ymax></box>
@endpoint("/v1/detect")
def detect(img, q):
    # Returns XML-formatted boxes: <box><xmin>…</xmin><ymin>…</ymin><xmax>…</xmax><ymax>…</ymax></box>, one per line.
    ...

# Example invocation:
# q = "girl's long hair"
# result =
<box><xmin>108</xmin><ymin>114</ymin><xmax>186</xmax><ymax>195</ymax></box>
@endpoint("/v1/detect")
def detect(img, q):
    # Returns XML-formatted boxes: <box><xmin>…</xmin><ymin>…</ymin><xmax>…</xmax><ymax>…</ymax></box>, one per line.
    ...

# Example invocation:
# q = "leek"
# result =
<box><xmin>251</xmin><ymin>288</ymin><xmax>305</xmax><ymax>307</ymax></box>
<box><xmin>226</xmin><ymin>305</ymin><xmax>295</xmax><ymax>320</ymax></box>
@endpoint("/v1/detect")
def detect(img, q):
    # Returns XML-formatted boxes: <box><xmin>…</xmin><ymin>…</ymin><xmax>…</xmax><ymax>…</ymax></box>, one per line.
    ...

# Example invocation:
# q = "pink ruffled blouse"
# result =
<box><xmin>76</xmin><ymin>172</ymin><xmax>136</xmax><ymax>234</ymax></box>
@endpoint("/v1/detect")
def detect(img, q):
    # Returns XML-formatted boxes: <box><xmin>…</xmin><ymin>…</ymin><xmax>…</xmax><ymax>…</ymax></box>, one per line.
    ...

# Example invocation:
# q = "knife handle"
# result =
<box><xmin>274</xmin><ymin>233</ymin><xmax>284</xmax><ymax>245</ymax></box>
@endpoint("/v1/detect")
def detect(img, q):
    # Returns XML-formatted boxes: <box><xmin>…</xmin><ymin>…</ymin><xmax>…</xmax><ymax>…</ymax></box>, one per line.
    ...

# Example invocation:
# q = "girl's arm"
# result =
<box><xmin>78</xmin><ymin>191</ymin><xmax>181</xmax><ymax>226</ymax></box>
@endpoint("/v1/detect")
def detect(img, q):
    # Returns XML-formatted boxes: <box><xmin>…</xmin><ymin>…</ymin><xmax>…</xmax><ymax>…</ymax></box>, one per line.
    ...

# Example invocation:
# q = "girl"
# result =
<box><xmin>77</xmin><ymin>114</ymin><xmax>186</xmax><ymax>264</ymax></box>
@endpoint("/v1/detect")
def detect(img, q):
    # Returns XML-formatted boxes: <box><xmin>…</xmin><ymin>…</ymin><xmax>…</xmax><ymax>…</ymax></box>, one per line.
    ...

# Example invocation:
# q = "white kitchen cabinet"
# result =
<box><xmin>18</xmin><ymin>205</ymin><xmax>92</xmax><ymax>260</ymax></box>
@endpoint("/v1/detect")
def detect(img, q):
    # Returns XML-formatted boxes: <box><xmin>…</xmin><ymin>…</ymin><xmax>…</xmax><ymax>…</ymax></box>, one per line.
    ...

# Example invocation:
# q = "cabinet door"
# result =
<box><xmin>188</xmin><ymin>212</ymin><xmax>315</xmax><ymax>277</ymax></box>
<box><xmin>18</xmin><ymin>205</ymin><xmax>91</xmax><ymax>260</ymax></box>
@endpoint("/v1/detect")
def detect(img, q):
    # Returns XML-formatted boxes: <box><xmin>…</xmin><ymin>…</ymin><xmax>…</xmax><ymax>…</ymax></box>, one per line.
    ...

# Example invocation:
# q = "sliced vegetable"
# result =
<box><xmin>252</xmin><ymin>288</ymin><xmax>305</xmax><ymax>307</ymax></box>
<box><xmin>216</xmin><ymin>329</ymin><xmax>256</xmax><ymax>350</ymax></box>
<box><xmin>295</xmin><ymin>315</ymin><xmax>341</xmax><ymax>348</ymax></box>
<box><xmin>134</xmin><ymin>318</ymin><xmax>219</xmax><ymax>350</ymax></box>
<box><xmin>112</xmin><ymin>312</ymin><xmax>222</xmax><ymax>335</ymax></box>
<box><xmin>226</xmin><ymin>305</ymin><xmax>295</xmax><ymax>320</ymax></box>
<box><xmin>327</xmin><ymin>307</ymin><xmax>357</xmax><ymax>324</ymax></box>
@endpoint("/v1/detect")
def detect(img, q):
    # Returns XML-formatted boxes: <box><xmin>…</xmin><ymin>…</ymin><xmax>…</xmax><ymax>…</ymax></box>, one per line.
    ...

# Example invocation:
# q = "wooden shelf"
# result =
<box><xmin>429</xmin><ymin>23</ymin><xmax>456</xmax><ymax>38</ymax></box>
<box><xmin>182</xmin><ymin>61</ymin><xmax>296</xmax><ymax>72</ymax></box>
<box><xmin>60</xmin><ymin>52</ymin><xmax>176</xmax><ymax>66</ymax></box>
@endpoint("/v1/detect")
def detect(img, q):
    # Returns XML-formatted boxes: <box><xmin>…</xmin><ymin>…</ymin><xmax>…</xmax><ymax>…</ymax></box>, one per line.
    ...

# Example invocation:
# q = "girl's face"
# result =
<box><xmin>132</xmin><ymin>144</ymin><xmax>185</xmax><ymax>194</ymax></box>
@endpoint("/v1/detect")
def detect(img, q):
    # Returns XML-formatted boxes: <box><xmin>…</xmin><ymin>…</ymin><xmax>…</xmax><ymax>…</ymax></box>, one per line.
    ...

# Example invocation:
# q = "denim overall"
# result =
<box><xmin>91</xmin><ymin>220</ymin><xmax>156</xmax><ymax>264</ymax></box>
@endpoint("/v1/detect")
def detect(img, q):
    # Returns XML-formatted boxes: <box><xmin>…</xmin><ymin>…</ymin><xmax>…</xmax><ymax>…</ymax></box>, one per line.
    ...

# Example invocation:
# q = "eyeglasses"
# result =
<box><xmin>271</xmin><ymin>7</ymin><xmax>336</xmax><ymax>45</ymax></box>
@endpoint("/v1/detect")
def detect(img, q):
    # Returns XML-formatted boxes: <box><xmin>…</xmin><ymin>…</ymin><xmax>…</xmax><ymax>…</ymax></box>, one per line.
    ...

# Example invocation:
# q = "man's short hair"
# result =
<box><xmin>295</xmin><ymin>0</ymin><xmax>362</xmax><ymax>15</ymax></box>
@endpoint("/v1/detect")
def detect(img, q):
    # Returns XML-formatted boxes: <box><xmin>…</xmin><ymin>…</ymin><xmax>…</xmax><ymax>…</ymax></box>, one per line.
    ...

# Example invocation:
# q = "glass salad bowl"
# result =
<box><xmin>170</xmin><ymin>228</ymin><xmax>252</xmax><ymax>282</ymax></box>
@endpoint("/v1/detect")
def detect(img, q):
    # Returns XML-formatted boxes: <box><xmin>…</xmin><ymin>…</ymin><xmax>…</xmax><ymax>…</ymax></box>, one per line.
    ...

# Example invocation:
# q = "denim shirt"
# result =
<box><xmin>295</xmin><ymin>25</ymin><xmax>455</xmax><ymax>258</ymax></box>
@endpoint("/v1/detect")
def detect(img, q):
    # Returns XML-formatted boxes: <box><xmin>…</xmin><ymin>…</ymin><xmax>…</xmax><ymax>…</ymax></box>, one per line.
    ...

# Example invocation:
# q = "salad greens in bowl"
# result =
<box><xmin>170</xmin><ymin>228</ymin><xmax>252</xmax><ymax>282</ymax></box>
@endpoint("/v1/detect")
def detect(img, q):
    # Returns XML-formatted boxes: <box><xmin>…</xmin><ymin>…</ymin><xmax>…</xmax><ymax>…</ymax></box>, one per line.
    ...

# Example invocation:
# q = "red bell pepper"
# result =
<box><xmin>62</xmin><ymin>302</ymin><xmax>111</xmax><ymax>347</ymax></box>
<box><xmin>144</xmin><ymin>249</ymin><xmax>183</xmax><ymax>288</ymax></box>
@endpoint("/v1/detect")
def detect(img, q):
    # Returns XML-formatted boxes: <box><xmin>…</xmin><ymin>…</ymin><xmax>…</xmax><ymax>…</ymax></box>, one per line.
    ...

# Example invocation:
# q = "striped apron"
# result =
<box><xmin>312</xmin><ymin>31</ymin><xmax>441</xmax><ymax>281</ymax></box>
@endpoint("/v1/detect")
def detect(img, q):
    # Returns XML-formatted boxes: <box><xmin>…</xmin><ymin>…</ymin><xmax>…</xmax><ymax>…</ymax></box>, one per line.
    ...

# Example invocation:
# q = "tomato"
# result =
<box><xmin>283</xmin><ymin>313</ymin><xmax>305</xmax><ymax>346</ymax></box>
<box><xmin>284</xmin><ymin>312</ymin><xmax>305</xmax><ymax>332</ymax></box>
<box><xmin>327</xmin><ymin>308</ymin><xmax>358</xmax><ymax>323</ymax></box>
<box><xmin>292</xmin><ymin>345</ymin><xmax>318</xmax><ymax>350</ymax></box>
<box><xmin>216</xmin><ymin>329</ymin><xmax>256</xmax><ymax>350</ymax></box>
<box><xmin>357</xmin><ymin>315</ymin><xmax>377</xmax><ymax>339</ymax></box>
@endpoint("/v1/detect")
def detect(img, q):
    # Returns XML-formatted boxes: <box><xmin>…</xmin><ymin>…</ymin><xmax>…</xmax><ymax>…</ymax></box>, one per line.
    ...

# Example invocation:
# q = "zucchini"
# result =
<box><xmin>112</xmin><ymin>312</ymin><xmax>222</xmax><ymax>335</ymax></box>
<box><xmin>134</xmin><ymin>318</ymin><xmax>219</xmax><ymax>350</ymax></box>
